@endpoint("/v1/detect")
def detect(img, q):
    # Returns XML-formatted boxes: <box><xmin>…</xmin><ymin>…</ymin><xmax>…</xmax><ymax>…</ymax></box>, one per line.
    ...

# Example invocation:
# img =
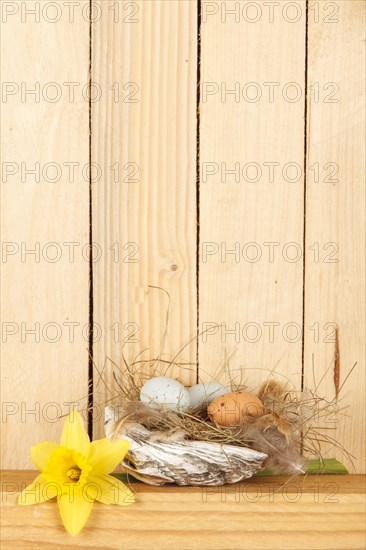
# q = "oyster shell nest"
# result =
<box><xmin>105</xmin><ymin>406</ymin><xmax>267</xmax><ymax>486</ymax></box>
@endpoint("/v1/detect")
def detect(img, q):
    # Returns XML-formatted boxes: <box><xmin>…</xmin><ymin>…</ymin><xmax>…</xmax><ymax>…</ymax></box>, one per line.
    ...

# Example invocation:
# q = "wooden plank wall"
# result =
<box><xmin>1</xmin><ymin>1</ymin><xmax>365</xmax><ymax>472</ymax></box>
<box><xmin>304</xmin><ymin>0</ymin><xmax>366</xmax><ymax>472</ymax></box>
<box><xmin>199</xmin><ymin>2</ymin><xmax>305</xmax><ymax>392</ymax></box>
<box><xmin>91</xmin><ymin>0</ymin><xmax>197</xmax><ymax>436</ymax></box>
<box><xmin>1</xmin><ymin>1</ymin><xmax>90</xmax><ymax>468</ymax></box>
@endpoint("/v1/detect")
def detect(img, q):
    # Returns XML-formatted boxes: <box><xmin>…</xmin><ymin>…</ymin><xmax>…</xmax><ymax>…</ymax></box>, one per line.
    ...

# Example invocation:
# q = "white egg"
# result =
<box><xmin>140</xmin><ymin>376</ymin><xmax>190</xmax><ymax>411</ymax></box>
<box><xmin>187</xmin><ymin>382</ymin><xmax>229</xmax><ymax>408</ymax></box>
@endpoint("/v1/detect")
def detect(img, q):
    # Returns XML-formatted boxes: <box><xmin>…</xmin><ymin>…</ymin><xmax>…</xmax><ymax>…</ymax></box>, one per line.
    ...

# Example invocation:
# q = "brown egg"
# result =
<box><xmin>208</xmin><ymin>391</ymin><xmax>264</xmax><ymax>426</ymax></box>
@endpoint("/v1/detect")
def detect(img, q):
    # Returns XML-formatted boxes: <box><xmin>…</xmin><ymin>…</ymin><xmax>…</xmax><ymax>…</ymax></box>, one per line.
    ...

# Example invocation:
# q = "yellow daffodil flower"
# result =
<box><xmin>18</xmin><ymin>410</ymin><xmax>134</xmax><ymax>535</ymax></box>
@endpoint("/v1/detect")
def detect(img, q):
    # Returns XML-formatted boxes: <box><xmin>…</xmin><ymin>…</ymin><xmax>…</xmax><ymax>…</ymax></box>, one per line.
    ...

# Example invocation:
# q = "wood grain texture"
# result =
<box><xmin>1</xmin><ymin>2</ymin><xmax>90</xmax><ymax>468</ymax></box>
<box><xmin>1</xmin><ymin>471</ymin><xmax>365</xmax><ymax>550</ymax></box>
<box><xmin>91</xmin><ymin>0</ymin><xmax>197</xmax><ymax>435</ymax></box>
<box><xmin>199</xmin><ymin>2</ymin><xmax>306</xmax><ymax>390</ymax></box>
<box><xmin>304</xmin><ymin>0</ymin><xmax>366</xmax><ymax>472</ymax></box>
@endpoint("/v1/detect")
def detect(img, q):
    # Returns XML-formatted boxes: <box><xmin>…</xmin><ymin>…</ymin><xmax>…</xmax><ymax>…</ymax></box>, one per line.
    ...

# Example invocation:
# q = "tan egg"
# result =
<box><xmin>208</xmin><ymin>391</ymin><xmax>264</xmax><ymax>426</ymax></box>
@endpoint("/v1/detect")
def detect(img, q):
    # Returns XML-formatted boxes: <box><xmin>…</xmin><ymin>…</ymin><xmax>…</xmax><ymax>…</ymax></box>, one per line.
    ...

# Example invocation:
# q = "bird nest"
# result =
<box><xmin>100</xmin><ymin>349</ymin><xmax>353</xmax><ymax>486</ymax></box>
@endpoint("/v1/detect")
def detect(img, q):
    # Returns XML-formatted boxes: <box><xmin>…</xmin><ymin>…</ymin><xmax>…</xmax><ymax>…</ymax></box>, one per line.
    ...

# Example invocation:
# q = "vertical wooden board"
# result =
<box><xmin>1</xmin><ymin>2</ymin><xmax>90</xmax><ymax>467</ymax></box>
<box><xmin>304</xmin><ymin>0</ymin><xmax>365</xmax><ymax>472</ymax></box>
<box><xmin>199</xmin><ymin>1</ymin><xmax>306</xmax><ymax>389</ymax></box>
<box><xmin>92</xmin><ymin>0</ymin><xmax>197</xmax><ymax>434</ymax></box>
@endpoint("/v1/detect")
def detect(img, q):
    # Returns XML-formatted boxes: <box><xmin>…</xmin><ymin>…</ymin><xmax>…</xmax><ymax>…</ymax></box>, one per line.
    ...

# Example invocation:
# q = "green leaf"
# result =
<box><xmin>112</xmin><ymin>458</ymin><xmax>349</xmax><ymax>485</ymax></box>
<box><xmin>305</xmin><ymin>458</ymin><xmax>348</xmax><ymax>474</ymax></box>
<box><xmin>255</xmin><ymin>458</ymin><xmax>348</xmax><ymax>476</ymax></box>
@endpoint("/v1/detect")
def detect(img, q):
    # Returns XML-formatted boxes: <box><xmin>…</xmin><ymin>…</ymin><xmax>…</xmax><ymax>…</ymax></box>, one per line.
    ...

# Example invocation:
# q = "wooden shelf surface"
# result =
<box><xmin>1</xmin><ymin>471</ymin><xmax>365</xmax><ymax>550</ymax></box>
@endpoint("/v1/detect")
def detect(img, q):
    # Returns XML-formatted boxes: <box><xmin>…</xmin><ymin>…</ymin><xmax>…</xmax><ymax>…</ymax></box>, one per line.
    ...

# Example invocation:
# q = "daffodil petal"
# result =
<box><xmin>57</xmin><ymin>489</ymin><xmax>93</xmax><ymax>536</ymax></box>
<box><xmin>88</xmin><ymin>438</ymin><xmax>130</xmax><ymax>473</ymax></box>
<box><xmin>31</xmin><ymin>441</ymin><xmax>59</xmax><ymax>471</ymax></box>
<box><xmin>87</xmin><ymin>472</ymin><xmax>135</xmax><ymax>505</ymax></box>
<box><xmin>18</xmin><ymin>474</ymin><xmax>59</xmax><ymax>505</ymax></box>
<box><xmin>60</xmin><ymin>410</ymin><xmax>90</xmax><ymax>456</ymax></box>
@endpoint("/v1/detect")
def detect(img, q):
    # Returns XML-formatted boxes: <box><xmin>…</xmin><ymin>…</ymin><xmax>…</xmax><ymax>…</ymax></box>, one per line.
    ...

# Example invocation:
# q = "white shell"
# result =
<box><xmin>140</xmin><ymin>376</ymin><xmax>190</xmax><ymax>411</ymax></box>
<box><xmin>105</xmin><ymin>406</ymin><xmax>267</xmax><ymax>486</ymax></box>
<box><xmin>188</xmin><ymin>382</ymin><xmax>229</xmax><ymax>408</ymax></box>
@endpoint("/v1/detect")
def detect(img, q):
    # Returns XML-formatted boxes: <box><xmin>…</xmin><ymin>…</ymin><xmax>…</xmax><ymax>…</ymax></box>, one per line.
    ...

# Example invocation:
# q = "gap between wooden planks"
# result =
<box><xmin>1</xmin><ymin>471</ymin><xmax>365</xmax><ymax>550</ymax></box>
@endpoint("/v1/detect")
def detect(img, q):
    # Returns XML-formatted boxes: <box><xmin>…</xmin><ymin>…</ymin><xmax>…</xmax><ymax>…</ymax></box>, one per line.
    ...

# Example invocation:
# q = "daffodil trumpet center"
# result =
<box><xmin>42</xmin><ymin>447</ymin><xmax>91</xmax><ymax>489</ymax></box>
<box><xmin>66</xmin><ymin>467</ymin><xmax>82</xmax><ymax>481</ymax></box>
